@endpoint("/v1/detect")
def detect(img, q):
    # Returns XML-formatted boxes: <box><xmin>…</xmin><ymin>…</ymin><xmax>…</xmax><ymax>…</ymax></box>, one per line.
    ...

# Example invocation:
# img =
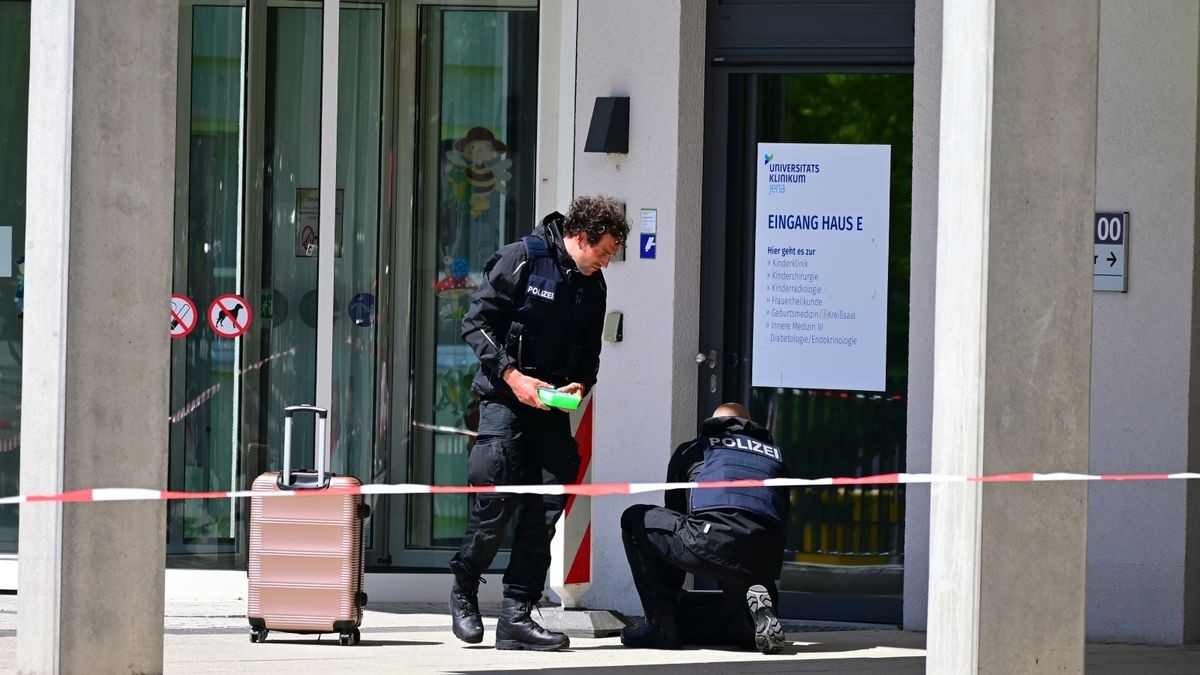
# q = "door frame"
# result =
<box><xmin>699</xmin><ymin>65</ymin><xmax>914</xmax><ymax>625</ymax></box>
<box><xmin>171</xmin><ymin>0</ymin><xmax>252</xmax><ymax>559</ymax></box>
<box><xmin>699</xmin><ymin>0</ymin><xmax>915</xmax><ymax>624</ymax></box>
<box><xmin>382</xmin><ymin>0</ymin><xmax>538</xmax><ymax>570</ymax></box>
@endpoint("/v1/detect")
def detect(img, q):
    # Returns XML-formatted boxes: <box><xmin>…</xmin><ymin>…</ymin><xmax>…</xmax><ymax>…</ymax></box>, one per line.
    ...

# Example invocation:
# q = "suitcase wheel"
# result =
<box><xmin>358</xmin><ymin>503</ymin><xmax>372</xmax><ymax>519</ymax></box>
<box><xmin>250</xmin><ymin>627</ymin><xmax>269</xmax><ymax>643</ymax></box>
<box><xmin>339</xmin><ymin>628</ymin><xmax>361</xmax><ymax>646</ymax></box>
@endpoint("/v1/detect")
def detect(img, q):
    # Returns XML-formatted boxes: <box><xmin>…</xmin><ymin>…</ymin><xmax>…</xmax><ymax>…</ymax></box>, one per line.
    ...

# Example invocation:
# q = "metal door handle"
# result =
<box><xmin>694</xmin><ymin>350</ymin><xmax>717</xmax><ymax>368</ymax></box>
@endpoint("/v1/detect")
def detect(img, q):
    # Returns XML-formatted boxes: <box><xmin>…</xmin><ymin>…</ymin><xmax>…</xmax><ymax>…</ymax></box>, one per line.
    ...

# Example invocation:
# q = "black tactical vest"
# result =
<box><xmin>690</xmin><ymin>432</ymin><xmax>790</xmax><ymax>526</ymax></box>
<box><xmin>504</xmin><ymin>236</ymin><xmax>591</xmax><ymax>386</ymax></box>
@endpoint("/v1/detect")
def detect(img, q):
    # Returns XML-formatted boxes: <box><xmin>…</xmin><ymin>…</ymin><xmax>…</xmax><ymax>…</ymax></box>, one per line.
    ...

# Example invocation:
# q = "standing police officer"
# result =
<box><xmin>449</xmin><ymin>195</ymin><xmax>628</xmax><ymax>651</ymax></box>
<box><xmin>620</xmin><ymin>403</ymin><xmax>790</xmax><ymax>654</ymax></box>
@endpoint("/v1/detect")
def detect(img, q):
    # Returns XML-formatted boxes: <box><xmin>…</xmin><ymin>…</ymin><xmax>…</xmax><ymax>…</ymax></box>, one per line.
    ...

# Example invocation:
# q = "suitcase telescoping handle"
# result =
<box><xmin>282</xmin><ymin>404</ymin><xmax>329</xmax><ymax>489</ymax></box>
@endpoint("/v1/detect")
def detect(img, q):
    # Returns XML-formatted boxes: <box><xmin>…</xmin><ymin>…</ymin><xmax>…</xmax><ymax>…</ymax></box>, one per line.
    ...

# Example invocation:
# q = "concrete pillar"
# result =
<box><xmin>572</xmin><ymin>0</ymin><xmax>705</xmax><ymax>614</ymax></box>
<box><xmin>927</xmin><ymin>1</ymin><xmax>1097</xmax><ymax>672</ymax></box>
<box><xmin>18</xmin><ymin>1</ymin><xmax>176</xmax><ymax>672</ymax></box>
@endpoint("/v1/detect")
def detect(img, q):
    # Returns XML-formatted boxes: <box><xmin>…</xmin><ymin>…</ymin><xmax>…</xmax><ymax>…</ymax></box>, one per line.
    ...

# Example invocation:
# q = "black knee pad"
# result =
<box><xmin>621</xmin><ymin>503</ymin><xmax>654</xmax><ymax>532</ymax></box>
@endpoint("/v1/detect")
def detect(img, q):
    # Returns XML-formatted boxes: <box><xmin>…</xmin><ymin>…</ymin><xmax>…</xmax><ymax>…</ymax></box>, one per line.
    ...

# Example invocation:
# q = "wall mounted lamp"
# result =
<box><xmin>584</xmin><ymin>96</ymin><xmax>630</xmax><ymax>153</ymax></box>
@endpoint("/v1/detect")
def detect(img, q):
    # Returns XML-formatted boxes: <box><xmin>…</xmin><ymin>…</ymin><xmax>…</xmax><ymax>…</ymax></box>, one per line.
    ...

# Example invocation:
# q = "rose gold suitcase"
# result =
<box><xmin>247</xmin><ymin>405</ymin><xmax>369</xmax><ymax>646</ymax></box>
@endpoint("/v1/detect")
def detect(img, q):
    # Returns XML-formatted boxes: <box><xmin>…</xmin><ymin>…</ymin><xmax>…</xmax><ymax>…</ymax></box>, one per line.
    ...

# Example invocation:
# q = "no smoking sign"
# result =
<box><xmin>170</xmin><ymin>294</ymin><xmax>198</xmax><ymax>338</ymax></box>
<box><xmin>208</xmin><ymin>294</ymin><xmax>252</xmax><ymax>338</ymax></box>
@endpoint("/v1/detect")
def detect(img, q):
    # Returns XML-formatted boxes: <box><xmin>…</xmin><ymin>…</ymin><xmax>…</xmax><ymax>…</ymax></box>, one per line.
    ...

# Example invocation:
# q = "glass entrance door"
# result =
<box><xmin>250</xmin><ymin>0</ymin><xmax>385</xmax><ymax>544</ymax></box>
<box><xmin>169</xmin><ymin>0</ymin><xmax>385</xmax><ymax>564</ymax></box>
<box><xmin>699</xmin><ymin>71</ymin><xmax>913</xmax><ymax>623</ymax></box>
<box><xmin>170</xmin><ymin>1</ymin><xmax>253</xmax><ymax>560</ymax></box>
<box><xmin>168</xmin><ymin>0</ymin><xmax>538</xmax><ymax>571</ymax></box>
<box><xmin>0</xmin><ymin>0</ymin><xmax>30</xmax><ymax>555</ymax></box>
<box><xmin>383</xmin><ymin>0</ymin><xmax>537</xmax><ymax>568</ymax></box>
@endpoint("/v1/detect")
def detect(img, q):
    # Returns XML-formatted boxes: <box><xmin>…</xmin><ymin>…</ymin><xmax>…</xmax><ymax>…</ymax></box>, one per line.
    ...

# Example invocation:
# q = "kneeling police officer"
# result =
<box><xmin>620</xmin><ymin>402</ymin><xmax>790</xmax><ymax>654</ymax></box>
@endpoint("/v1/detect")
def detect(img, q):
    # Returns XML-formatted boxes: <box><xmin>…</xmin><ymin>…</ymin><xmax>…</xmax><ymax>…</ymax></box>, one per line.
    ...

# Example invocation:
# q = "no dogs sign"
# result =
<box><xmin>208</xmin><ymin>294</ymin><xmax>252</xmax><ymax>338</ymax></box>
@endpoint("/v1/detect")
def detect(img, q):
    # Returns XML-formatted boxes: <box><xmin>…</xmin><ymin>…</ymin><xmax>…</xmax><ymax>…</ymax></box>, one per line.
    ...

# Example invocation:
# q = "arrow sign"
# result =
<box><xmin>1093</xmin><ymin>211</ymin><xmax>1129</xmax><ymax>292</ymax></box>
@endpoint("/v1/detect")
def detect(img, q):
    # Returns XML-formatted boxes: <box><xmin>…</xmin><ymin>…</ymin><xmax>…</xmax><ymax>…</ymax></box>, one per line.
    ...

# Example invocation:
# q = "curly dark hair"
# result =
<box><xmin>562</xmin><ymin>195</ymin><xmax>630</xmax><ymax>246</ymax></box>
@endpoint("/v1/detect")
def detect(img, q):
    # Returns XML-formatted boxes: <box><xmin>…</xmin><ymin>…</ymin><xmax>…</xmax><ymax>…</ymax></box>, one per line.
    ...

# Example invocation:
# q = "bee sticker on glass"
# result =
<box><xmin>445</xmin><ymin>127</ymin><xmax>512</xmax><ymax>217</ymax></box>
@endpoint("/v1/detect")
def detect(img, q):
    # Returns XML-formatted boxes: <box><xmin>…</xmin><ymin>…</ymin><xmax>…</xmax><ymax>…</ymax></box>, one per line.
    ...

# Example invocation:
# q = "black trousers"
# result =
<box><xmin>621</xmin><ymin>504</ymin><xmax>779</xmax><ymax>648</ymax></box>
<box><xmin>450</xmin><ymin>398</ymin><xmax>580</xmax><ymax>601</ymax></box>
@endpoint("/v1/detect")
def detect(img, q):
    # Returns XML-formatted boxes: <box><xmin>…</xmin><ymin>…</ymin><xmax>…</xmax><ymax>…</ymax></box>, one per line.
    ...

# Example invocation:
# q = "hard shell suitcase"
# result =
<box><xmin>247</xmin><ymin>405</ymin><xmax>369</xmax><ymax>645</ymax></box>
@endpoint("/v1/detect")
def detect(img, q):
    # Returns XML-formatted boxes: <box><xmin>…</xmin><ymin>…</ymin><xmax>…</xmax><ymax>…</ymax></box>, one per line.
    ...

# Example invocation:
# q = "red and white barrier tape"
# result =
<box><xmin>4</xmin><ymin>346</ymin><xmax>294</xmax><ymax>452</ymax></box>
<box><xmin>412</xmin><ymin>421</ymin><xmax>478</xmax><ymax>437</ymax></box>
<box><xmin>3</xmin><ymin>471</ymin><xmax>1199</xmax><ymax>506</ymax></box>
<box><xmin>168</xmin><ymin>348</ymin><xmax>295</xmax><ymax>424</ymax></box>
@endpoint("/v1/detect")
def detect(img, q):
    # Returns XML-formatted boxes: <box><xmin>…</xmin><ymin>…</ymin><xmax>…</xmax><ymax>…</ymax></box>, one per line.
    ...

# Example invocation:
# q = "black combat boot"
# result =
<box><xmin>495</xmin><ymin>597</ymin><xmax>570</xmax><ymax>651</ymax></box>
<box><xmin>450</xmin><ymin>576</ymin><xmax>484</xmax><ymax>644</ymax></box>
<box><xmin>619</xmin><ymin>613</ymin><xmax>682</xmax><ymax>649</ymax></box>
<box><xmin>746</xmin><ymin>584</ymin><xmax>785</xmax><ymax>654</ymax></box>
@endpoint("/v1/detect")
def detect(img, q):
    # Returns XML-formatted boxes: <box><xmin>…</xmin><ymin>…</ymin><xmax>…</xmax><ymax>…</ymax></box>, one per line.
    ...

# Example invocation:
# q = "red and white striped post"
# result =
<box><xmin>549</xmin><ymin>393</ymin><xmax>593</xmax><ymax>607</ymax></box>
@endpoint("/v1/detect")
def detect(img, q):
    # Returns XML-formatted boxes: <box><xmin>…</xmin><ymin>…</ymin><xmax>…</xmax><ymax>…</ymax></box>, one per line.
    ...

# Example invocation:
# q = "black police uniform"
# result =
<box><xmin>451</xmin><ymin>211</ymin><xmax>605</xmax><ymax>602</ymax></box>
<box><xmin>621</xmin><ymin>415</ymin><xmax>790</xmax><ymax>648</ymax></box>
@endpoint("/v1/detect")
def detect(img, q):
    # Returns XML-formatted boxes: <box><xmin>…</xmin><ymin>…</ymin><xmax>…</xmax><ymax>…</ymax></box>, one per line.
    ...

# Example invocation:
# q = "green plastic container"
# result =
<box><xmin>537</xmin><ymin>387</ymin><xmax>581</xmax><ymax>411</ymax></box>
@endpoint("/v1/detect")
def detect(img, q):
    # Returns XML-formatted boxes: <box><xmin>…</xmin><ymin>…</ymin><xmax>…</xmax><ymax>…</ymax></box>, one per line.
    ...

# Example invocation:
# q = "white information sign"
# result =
<box><xmin>296</xmin><ymin>188</ymin><xmax>344</xmax><ymax>258</ymax></box>
<box><xmin>752</xmin><ymin>143</ymin><xmax>891</xmax><ymax>391</ymax></box>
<box><xmin>1093</xmin><ymin>212</ymin><xmax>1128</xmax><ymax>292</ymax></box>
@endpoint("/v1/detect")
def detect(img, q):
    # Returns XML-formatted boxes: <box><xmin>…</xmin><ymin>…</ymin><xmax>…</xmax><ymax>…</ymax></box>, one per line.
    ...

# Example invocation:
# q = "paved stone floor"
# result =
<box><xmin>2</xmin><ymin>596</ymin><xmax>1199</xmax><ymax>673</ymax></box>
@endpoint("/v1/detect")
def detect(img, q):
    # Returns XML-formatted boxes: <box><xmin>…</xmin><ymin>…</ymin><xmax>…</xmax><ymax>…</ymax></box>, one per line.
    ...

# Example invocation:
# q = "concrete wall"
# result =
<box><xmin>572</xmin><ymin>0</ymin><xmax>706</xmax><ymax>615</ymax></box>
<box><xmin>1087</xmin><ymin>0</ymin><xmax>1200</xmax><ymax>645</ymax></box>
<box><xmin>902</xmin><ymin>0</ymin><xmax>941</xmax><ymax>633</ymax></box>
